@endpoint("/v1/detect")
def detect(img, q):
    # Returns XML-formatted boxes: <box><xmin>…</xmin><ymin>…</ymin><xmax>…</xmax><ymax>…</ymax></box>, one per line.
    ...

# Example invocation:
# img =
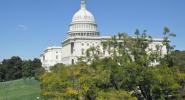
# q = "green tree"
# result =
<box><xmin>22</xmin><ymin>60</ymin><xmax>33</xmax><ymax>79</ymax></box>
<box><xmin>32</xmin><ymin>58</ymin><xmax>44</xmax><ymax>79</ymax></box>
<box><xmin>0</xmin><ymin>57</ymin><xmax>44</xmax><ymax>82</ymax></box>
<box><xmin>173</xmin><ymin>50</ymin><xmax>185</xmax><ymax>72</ymax></box>
<box><xmin>96</xmin><ymin>89</ymin><xmax>137</xmax><ymax>100</ymax></box>
<box><xmin>98</xmin><ymin>28</ymin><xmax>182</xmax><ymax>99</ymax></box>
<box><xmin>161</xmin><ymin>27</ymin><xmax>176</xmax><ymax>67</ymax></box>
<box><xmin>40</xmin><ymin>63</ymin><xmax>136</xmax><ymax>100</ymax></box>
<box><xmin>0</xmin><ymin>63</ymin><xmax>5</xmax><ymax>82</ymax></box>
<box><xmin>40</xmin><ymin>27</ymin><xmax>185</xmax><ymax>100</ymax></box>
<box><xmin>2</xmin><ymin>56</ymin><xmax>23</xmax><ymax>81</ymax></box>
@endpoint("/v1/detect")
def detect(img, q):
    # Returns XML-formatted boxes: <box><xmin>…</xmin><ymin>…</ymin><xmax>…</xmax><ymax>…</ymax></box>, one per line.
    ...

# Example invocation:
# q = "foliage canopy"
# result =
<box><xmin>40</xmin><ymin>27</ymin><xmax>185</xmax><ymax>100</ymax></box>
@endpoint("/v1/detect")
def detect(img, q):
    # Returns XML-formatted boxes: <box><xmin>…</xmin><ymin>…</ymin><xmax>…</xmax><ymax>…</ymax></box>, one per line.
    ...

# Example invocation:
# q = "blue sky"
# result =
<box><xmin>0</xmin><ymin>0</ymin><xmax>185</xmax><ymax>60</ymax></box>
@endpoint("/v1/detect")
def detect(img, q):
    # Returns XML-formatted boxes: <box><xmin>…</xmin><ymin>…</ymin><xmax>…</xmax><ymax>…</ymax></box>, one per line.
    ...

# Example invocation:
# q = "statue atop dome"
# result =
<box><xmin>81</xmin><ymin>0</ymin><xmax>86</xmax><ymax>9</ymax></box>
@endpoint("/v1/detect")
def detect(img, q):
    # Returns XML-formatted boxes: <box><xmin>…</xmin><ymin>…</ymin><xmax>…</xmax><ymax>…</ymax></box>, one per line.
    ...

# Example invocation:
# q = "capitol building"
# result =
<box><xmin>40</xmin><ymin>0</ymin><xmax>166</xmax><ymax>70</ymax></box>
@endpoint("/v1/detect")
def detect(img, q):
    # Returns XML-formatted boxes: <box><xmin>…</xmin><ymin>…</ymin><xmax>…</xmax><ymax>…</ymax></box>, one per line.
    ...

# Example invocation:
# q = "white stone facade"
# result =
<box><xmin>40</xmin><ymin>0</ymin><xmax>167</xmax><ymax>69</ymax></box>
<box><xmin>40</xmin><ymin>46</ymin><xmax>62</xmax><ymax>70</ymax></box>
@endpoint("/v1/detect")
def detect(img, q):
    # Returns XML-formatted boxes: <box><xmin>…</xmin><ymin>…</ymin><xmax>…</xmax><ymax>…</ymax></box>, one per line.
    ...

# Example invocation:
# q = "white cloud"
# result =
<box><xmin>16</xmin><ymin>24</ymin><xmax>28</xmax><ymax>31</ymax></box>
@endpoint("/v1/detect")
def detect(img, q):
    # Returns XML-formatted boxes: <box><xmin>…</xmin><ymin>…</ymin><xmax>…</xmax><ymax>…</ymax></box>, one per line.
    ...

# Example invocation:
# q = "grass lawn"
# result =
<box><xmin>0</xmin><ymin>78</ymin><xmax>41</xmax><ymax>100</ymax></box>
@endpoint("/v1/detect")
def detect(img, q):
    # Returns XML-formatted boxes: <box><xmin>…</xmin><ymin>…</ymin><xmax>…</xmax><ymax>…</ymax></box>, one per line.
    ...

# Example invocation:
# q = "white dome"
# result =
<box><xmin>72</xmin><ymin>9</ymin><xmax>95</xmax><ymax>23</ymax></box>
<box><xmin>68</xmin><ymin>0</ymin><xmax>99</xmax><ymax>37</ymax></box>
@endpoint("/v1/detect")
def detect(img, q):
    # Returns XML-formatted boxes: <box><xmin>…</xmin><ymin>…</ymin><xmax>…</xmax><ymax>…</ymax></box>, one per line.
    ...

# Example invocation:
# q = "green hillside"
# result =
<box><xmin>0</xmin><ymin>79</ymin><xmax>40</xmax><ymax>100</ymax></box>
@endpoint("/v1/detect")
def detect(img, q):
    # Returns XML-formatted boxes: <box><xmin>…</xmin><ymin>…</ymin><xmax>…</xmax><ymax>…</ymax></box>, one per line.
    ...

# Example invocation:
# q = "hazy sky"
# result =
<box><xmin>0</xmin><ymin>0</ymin><xmax>185</xmax><ymax>60</ymax></box>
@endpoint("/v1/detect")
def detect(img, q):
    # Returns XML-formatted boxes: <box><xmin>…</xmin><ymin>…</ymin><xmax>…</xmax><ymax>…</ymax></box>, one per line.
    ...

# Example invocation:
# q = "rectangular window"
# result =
<box><xmin>97</xmin><ymin>51</ymin><xmax>100</xmax><ymax>55</ymax></box>
<box><xmin>72</xmin><ymin>59</ymin><xmax>74</xmax><ymax>65</ymax></box>
<box><xmin>82</xmin><ymin>49</ymin><xmax>84</xmax><ymax>55</ymax></box>
<box><xmin>71</xmin><ymin>42</ymin><xmax>74</xmax><ymax>54</ymax></box>
<box><xmin>43</xmin><ymin>55</ymin><xmax>45</xmax><ymax>61</ymax></box>
<box><xmin>103</xmin><ymin>51</ymin><xmax>105</xmax><ymax>55</ymax></box>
